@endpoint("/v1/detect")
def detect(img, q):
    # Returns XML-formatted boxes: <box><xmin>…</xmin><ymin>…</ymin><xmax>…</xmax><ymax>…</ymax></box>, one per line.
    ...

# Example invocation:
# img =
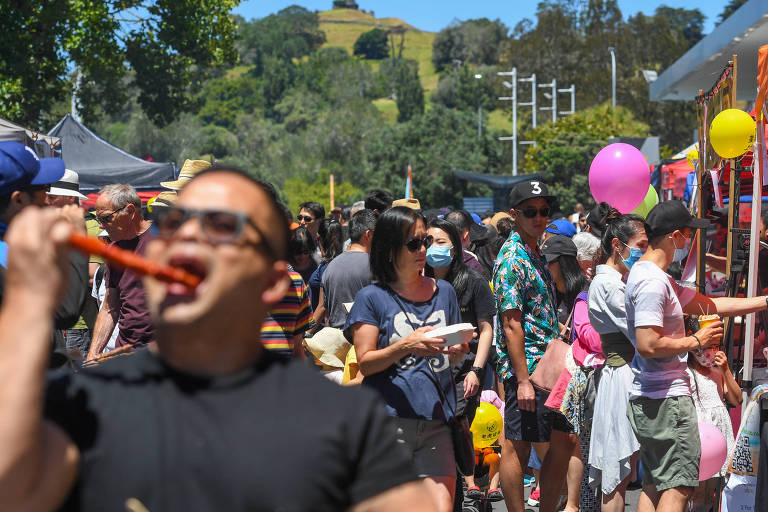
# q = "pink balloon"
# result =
<box><xmin>698</xmin><ymin>422</ymin><xmax>727</xmax><ymax>481</ymax></box>
<box><xmin>589</xmin><ymin>143</ymin><xmax>650</xmax><ymax>213</ymax></box>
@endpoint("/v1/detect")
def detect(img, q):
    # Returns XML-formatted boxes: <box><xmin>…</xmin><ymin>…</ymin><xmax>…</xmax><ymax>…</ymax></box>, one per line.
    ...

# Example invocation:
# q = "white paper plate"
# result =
<box><xmin>426</xmin><ymin>323</ymin><xmax>475</xmax><ymax>346</ymax></box>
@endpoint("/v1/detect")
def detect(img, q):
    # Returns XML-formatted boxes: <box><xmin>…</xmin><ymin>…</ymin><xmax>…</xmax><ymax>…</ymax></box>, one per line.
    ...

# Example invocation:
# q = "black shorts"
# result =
<box><xmin>503</xmin><ymin>375</ymin><xmax>573</xmax><ymax>443</ymax></box>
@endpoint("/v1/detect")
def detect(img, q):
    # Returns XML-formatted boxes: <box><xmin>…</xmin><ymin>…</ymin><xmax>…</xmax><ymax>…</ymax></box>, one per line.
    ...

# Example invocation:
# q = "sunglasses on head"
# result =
<box><xmin>520</xmin><ymin>207</ymin><xmax>551</xmax><ymax>219</ymax></box>
<box><xmin>152</xmin><ymin>206</ymin><xmax>276</xmax><ymax>258</ymax></box>
<box><xmin>405</xmin><ymin>235</ymin><xmax>433</xmax><ymax>252</ymax></box>
<box><xmin>296</xmin><ymin>215</ymin><xmax>314</xmax><ymax>223</ymax></box>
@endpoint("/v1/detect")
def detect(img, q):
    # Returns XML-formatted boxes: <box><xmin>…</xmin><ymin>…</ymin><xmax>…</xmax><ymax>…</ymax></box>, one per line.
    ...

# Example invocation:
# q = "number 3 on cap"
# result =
<box><xmin>531</xmin><ymin>181</ymin><xmax>541</xmax><ymax>194</ymax></box>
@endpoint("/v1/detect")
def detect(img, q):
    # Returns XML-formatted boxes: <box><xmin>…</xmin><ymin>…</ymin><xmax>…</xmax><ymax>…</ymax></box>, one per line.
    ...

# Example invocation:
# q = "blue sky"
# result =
<box><xmin>232</xmin><ymin>0</ymin><xmax>730</xmax><ymax>34</ymax></box>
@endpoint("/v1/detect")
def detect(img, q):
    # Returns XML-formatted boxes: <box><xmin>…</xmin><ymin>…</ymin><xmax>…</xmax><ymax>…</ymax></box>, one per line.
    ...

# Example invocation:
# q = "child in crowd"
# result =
<box><xmin>686</xmin><ymin>348</ymin><xmax>741</xmax><ymax>511</ymax></box>
<box><xmin>466</xmin><ymin>391</ymin><xmax>504</xmax><ymax>502</ymax></box>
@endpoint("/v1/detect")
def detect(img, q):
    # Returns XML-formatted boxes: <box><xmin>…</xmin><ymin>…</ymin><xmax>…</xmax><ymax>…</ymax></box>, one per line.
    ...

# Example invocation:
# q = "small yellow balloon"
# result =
<box><xmin>710</xmin><ymin>109</ymin><xmax>756</xmax><ymax>159</ymax></box>
<box><xmin>630</xmin><ymin>185</ymin><xmax>659</xmax><ymax>219</ymax></box>
<box><xmin>686</xmin><ymin>149</ymin><xmax>699</xmax><ymax>169</ymax></box>
<box><xmin>470</xmin><ymin>402</ymin><xmax>503</xmax><ymax>449</ymax></box>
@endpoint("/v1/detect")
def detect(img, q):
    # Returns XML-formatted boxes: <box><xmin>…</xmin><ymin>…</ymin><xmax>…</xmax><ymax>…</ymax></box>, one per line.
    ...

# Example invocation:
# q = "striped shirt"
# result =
<box><xmin>261</xmin><ymin>271</ymin><xmax>312</xmax><ymax>357</ymax></box>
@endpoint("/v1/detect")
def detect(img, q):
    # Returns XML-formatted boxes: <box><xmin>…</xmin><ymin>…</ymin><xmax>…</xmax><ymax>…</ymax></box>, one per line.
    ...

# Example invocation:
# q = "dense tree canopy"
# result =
<box><xmin>432</xmin><ymin>18</ymin><xmax>509</xmax><ymax>72</ymax></box>
<box><xmin>353</xmin><ymin>29</ymin><xmax>390</xmax><ymax>60</ymax></box>
<box><xmin>0</xmin><ymin>0</ymin><xmax>240</xmax><ymax>127</ymax></box>
<box><xmin>499</xmin><ymin>0</ymin><xmax>703</xmax><ymax>150</ymax></box>
<box><xmin>717</xmin><ymin>0</ymin><xmax>749</xmax><ymax>25</ymax></box>
<box><xmin>235</xmin><ymin>6</ymin><xmax>326</xmax><ymax>72</ymax></box>
<box><xmin>88</xmin><ymin>0</ymin><xmax>711</xmax><ymax>211</ymax></box>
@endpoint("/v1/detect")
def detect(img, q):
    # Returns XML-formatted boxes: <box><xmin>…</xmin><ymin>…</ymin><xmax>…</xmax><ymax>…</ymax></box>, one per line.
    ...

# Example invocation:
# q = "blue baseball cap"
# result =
<box><xmin>0</xmin><ymin>141</ymin><xmax>65</xmax><ymax>195</ymax></box>
<box><xmin>545</xmin><ymin>218</ymin><xmax>577</xmax><ymax>237</ymax></box>
<box><xmin>470</xmin><ymin>212</ymin><xmax>483</xmax><ymax>225</ymax></box>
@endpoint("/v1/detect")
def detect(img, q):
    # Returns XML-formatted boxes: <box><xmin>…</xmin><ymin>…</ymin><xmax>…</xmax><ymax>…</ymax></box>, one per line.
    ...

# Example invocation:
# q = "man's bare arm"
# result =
<box><xmin>349</xmin><ymin>481</ymin><xmax>437</xmax><ymax>512</ymax></box>
<box><xmin>0</xmin><ymin>208</ymin><xmax>79</xmax><ymax>510</ymax></box>
<box><xmin>87</xmin><ymin>287</ymin><xmax>119</xmax><ymax>359</ymax></box>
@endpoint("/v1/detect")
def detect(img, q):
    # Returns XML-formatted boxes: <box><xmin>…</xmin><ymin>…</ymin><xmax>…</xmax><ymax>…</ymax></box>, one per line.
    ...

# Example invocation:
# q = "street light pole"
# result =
<box><xmin>608</xmin><ymin>47</ymin><xmax>616</xmax><ymax>108</ymax></box>
<box><xmin>474</xmin><ymin>74</ymin><xmax>482</xmax><ymax>137</ymax></box>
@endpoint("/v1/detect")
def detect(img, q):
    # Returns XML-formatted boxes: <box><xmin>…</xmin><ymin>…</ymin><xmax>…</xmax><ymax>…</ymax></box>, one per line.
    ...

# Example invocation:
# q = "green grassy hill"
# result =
<box><xmin>317</xmin><ymin>9</ymin><xmax>439</xmax><ymax>93</ymax></box>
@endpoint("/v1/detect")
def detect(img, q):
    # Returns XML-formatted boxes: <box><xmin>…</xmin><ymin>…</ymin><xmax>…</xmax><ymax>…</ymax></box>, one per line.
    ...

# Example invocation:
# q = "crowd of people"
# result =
<box><xmin>0</xmin><ymin>140</ymin><xmax>763</xmax><ymax>512</ymax></box>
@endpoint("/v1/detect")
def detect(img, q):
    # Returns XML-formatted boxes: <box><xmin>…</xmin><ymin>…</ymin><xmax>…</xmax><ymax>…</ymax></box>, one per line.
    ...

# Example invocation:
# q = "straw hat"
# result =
<box><xmin>161</xmin><ymin>159</ymin><xmax>213</xmax><ymax>190</ymax></box>
<box><xmin>147</xmin><ymin>190</ymin><xmax>178</xmax><ymax>213</ymax></box>
<box><xmin>392</xmin><ymin>197</ymin><xmax>421</xmax><ymax>210</ymax></box>
<box><xmin>490</xmin><ymin>212</ymin><xmax>512</xmax><ymax>229</ymax></box>
<box><xmin>303</xmin><ymin>327</ymin><xmax>351</xmax><ymax>369</ymax></box>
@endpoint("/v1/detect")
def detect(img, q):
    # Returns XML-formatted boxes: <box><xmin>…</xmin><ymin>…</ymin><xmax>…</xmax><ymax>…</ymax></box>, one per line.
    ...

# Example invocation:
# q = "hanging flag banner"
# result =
<box><xmin>710</xmin><ymin>168</ymin><xmax>724</xmax><ymax>208</ymax></box>
<box><xmin>405</xmin><ymin>165</ymin><xmax>412</xmax><ymax>199</ymax></box>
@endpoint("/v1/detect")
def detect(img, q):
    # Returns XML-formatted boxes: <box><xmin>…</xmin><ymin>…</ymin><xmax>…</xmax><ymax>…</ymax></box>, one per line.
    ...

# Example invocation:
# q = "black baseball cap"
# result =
<box><xmin>509</xmin><ymin>179</ymin><xmax>555</xmax><ymax>208</ymax></box>
<box><xmin>540</xmin><ymin>234</ymin><xmax>578</xmax><ymax>263</ymax></box>
<box><xmin>645</xmin><ymin>200</ymin><xmax>709</xmax><ymax>239</ymax></box>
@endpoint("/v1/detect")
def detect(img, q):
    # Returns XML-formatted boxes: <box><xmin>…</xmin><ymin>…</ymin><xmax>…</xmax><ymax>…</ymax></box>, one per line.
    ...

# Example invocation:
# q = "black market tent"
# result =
<box><xmin>0</xmin><ymin>118</ymin><xmax>61</xmax><ymax>157</ymax></box>
<box><xmin>48</xmin><ymin>114</ymin><xmax>175</xmax><ymax>193</ymax></box>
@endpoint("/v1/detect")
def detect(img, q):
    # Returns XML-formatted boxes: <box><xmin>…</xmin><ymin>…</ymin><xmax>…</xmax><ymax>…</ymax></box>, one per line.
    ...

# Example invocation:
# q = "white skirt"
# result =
<box><xmin>588</xmin><ymin>364</ymin><xmax>640</xmax><ymax>495</ymax></box>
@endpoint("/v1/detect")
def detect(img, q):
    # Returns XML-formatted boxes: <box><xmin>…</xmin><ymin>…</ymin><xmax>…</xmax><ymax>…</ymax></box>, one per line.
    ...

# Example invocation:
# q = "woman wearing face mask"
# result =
<box><xmin>541</xmin><ymin>235</ymin><xmax>602</xmax><ymax>512</ymax></box>
<box><xmin>345</xmin><ymin>207</ymin><xmax>468</xmax><ymax>512</ymax></box>
<box><xmin>424</xmin><ymin>219</ymin><xmax>497</xmax><ymax>505</ymax></box>
<box><xmin>586</xmin><ymin>214</ymin><xmax>647</xmax><ymax>512</ymax></box>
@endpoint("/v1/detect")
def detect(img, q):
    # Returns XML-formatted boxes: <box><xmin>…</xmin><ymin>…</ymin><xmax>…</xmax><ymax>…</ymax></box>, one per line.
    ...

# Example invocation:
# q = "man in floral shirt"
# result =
<box><xmin>492</xmin><ymin>179</ymin><xmax>575</xmax><ymax>512</ymax></box>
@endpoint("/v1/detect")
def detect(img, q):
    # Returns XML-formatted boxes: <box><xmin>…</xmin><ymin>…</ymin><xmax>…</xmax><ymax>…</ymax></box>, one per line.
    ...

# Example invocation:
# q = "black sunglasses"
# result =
<box><xmin>296</xmin><ymin>214</ymin><xmax>315</xmax><ymax>223</ymax></box>
<box><xmin>521</xmin><ymin>207</ymin><xmax>551</xmax><ymax>219</ymax></box>
<box><xmin>152</xmin><ymin>206</ymin><xmax>276</xmax><ymax>258</ymax></box>
<box><xmin>405</xmin><ymin>235</ymin><xmax>433</xmax><ymax>252</ymax></box>
<box><xmin>96</xmin><ymin>204</ymin><xmax>128</xmax><ymax>225</ymax></box>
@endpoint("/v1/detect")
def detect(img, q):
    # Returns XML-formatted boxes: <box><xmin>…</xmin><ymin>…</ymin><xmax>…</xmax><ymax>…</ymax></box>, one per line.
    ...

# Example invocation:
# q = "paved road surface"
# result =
<box><xmin>462</xmin><ymin>481</ymin><xmax>642</xmax><ymax>511</ymax></box>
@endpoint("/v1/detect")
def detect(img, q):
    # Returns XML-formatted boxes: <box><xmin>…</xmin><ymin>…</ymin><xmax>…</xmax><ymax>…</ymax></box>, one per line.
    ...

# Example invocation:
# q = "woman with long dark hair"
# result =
<box><xmin>587</xmin><ymin>214</ymin><xmax>647</xmax><ymax>512</ymax></box>
<box><xmin>541</xmin><ymin>235</ymin><xmax>604</xmax><ymax>512</ymax></box>
<box><xmin>309</xmin><ymin>219</ymin><xmax>343</xmax><ymax>322</ymax></box>
<box><xmin>345</xmin><ymin>207</ymin><xmax>467</xmax><ymax>512</ymax></box>
<box><xmin>424</xmin><ymin>219</ymin><xmax>498</xmax><ymax>504</ymax></box>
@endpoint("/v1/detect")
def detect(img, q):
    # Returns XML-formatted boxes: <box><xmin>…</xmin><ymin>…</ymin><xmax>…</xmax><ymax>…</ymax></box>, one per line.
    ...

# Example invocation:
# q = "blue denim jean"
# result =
<box><xmin>65</xmin><ymin>329</ymin><xmax>92</xmax><ymax>361</ymax></box>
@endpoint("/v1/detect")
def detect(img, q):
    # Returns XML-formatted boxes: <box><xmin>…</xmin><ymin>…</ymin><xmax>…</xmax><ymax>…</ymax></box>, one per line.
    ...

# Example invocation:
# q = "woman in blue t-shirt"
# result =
<box><xmin>424</xmin><ymin>218</ymin><xmax>497</xmax><ymax>505</ymax></box>
<box><xmin>345</xmin><ymin>206</ymin><xmax>466</xmax><ymax>512</ymax></box>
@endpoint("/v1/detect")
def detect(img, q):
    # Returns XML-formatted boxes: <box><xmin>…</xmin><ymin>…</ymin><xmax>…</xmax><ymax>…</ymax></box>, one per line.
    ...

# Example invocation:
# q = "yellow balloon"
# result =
<box><xmin>470</xmin><ymin>402</ymin><xmax>503</xmax><ymax>449</ymax></box>
<box><xmin>686</xmin><ymin>149</ymin><xmax>699</xmax><ymax>169</ymax></box>
<box><xmin>630</xmin><ymin>185</ymin><xmax>659</xmax><ymax>219</ymax></box>
<box><xmin>710</xmin><ymin>109</ymin><xmax>756</xmax><ymax>159</ymax></box>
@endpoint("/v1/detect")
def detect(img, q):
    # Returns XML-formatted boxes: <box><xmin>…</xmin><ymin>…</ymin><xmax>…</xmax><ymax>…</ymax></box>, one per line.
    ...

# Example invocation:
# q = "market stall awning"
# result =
<box><xmin>649</xmin><ymin>0</ymin><xmax>768</xmax><ymax>102</ymax></box>
<box><xmin>0</xmin><ymin>118</ymin><xmax>61</xmax><ymax>156</ymax></box>
<box><xmin>48</xmin><ymin>114</ymin><xmax>175</xmax><ymax>193</ymax></box>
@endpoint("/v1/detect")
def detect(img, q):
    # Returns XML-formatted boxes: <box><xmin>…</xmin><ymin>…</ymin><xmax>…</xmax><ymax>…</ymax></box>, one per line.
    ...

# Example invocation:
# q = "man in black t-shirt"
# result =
<box><xmin>0</xmin><ymin>168</ymin><xmax>432</xmax><ymax>511</ymax></box>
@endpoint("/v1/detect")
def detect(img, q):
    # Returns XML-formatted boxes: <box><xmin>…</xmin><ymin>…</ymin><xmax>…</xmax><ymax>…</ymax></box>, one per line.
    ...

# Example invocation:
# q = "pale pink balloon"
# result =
<box><xmin>589</xmin><ymin>143</ymin><xmax>651</xmax><ymax>213</ymax></box>
<box><xmin>698</xmin><ymin>422</ymin><xmax>727</xmax><ymax>481</ymax></box>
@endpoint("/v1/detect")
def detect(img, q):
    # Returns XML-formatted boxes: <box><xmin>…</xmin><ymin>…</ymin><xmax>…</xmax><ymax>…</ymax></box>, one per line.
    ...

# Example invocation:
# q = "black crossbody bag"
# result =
<box><xmin>387</xmin><ymin>288</ymin><xmax>475</xmax><ymax>476</ymax></box>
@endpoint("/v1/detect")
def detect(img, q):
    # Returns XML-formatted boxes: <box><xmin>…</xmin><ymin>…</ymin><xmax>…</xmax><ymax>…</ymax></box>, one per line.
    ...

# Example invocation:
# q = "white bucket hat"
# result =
<box><xmin>48</xmin><ymin>169</ymin><xmax>88</xmax><ymax>200</ymax></box>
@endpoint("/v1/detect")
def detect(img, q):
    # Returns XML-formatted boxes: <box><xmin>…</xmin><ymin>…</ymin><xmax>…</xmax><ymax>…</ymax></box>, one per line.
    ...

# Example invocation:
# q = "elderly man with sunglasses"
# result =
<box><xmin>87</xmin><ymin>184</ymin><xmax>155</xmax><ymax>361</ymax></box>
<box><xmin>492</xmin><ymin>179</ymin><xmax>576</xmax><ymax>512</ymax></box>
<box><xmin>0</xmin><ymin>166</ymin><xmax>436</xmax><ymax>511</ymax></box>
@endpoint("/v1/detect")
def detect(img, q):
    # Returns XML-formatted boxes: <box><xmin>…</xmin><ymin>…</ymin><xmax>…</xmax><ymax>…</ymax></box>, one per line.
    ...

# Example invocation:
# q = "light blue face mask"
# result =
<box><xmin>621</xmin><ymin>242</ymin><xmax>645</xmax><ymax>270</ymax></box>
<box><xmin>671</xmin><ymin>235</ymin><xmax>691</xmax><ymax>262</ymax></box>
<box><xmin>426</xmin><ymin>245</ymin><xmax>453</xmax><ymax>269</ymax></box>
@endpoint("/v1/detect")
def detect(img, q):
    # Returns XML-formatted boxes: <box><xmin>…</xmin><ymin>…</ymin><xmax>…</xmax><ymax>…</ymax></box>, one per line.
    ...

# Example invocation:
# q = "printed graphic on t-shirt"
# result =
<box><xmin>389</xmin><ymin>310</ymin><xmax>449</xmax><ymax>372</ymax></box>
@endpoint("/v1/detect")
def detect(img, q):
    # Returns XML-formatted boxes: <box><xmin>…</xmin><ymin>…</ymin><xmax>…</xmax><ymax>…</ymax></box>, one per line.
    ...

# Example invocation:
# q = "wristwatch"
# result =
<box><xmin>470</xmin><ymin>366</ymin><xmax>484</xmax><ymax>378</ymax></box>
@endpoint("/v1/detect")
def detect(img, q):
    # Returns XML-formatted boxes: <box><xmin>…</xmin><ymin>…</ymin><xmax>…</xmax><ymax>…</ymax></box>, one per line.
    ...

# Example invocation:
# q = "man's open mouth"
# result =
<box><xmin>166</xmin><ymin>255</ymin><xmax>209</xmax><ymax>297</ymax></box>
